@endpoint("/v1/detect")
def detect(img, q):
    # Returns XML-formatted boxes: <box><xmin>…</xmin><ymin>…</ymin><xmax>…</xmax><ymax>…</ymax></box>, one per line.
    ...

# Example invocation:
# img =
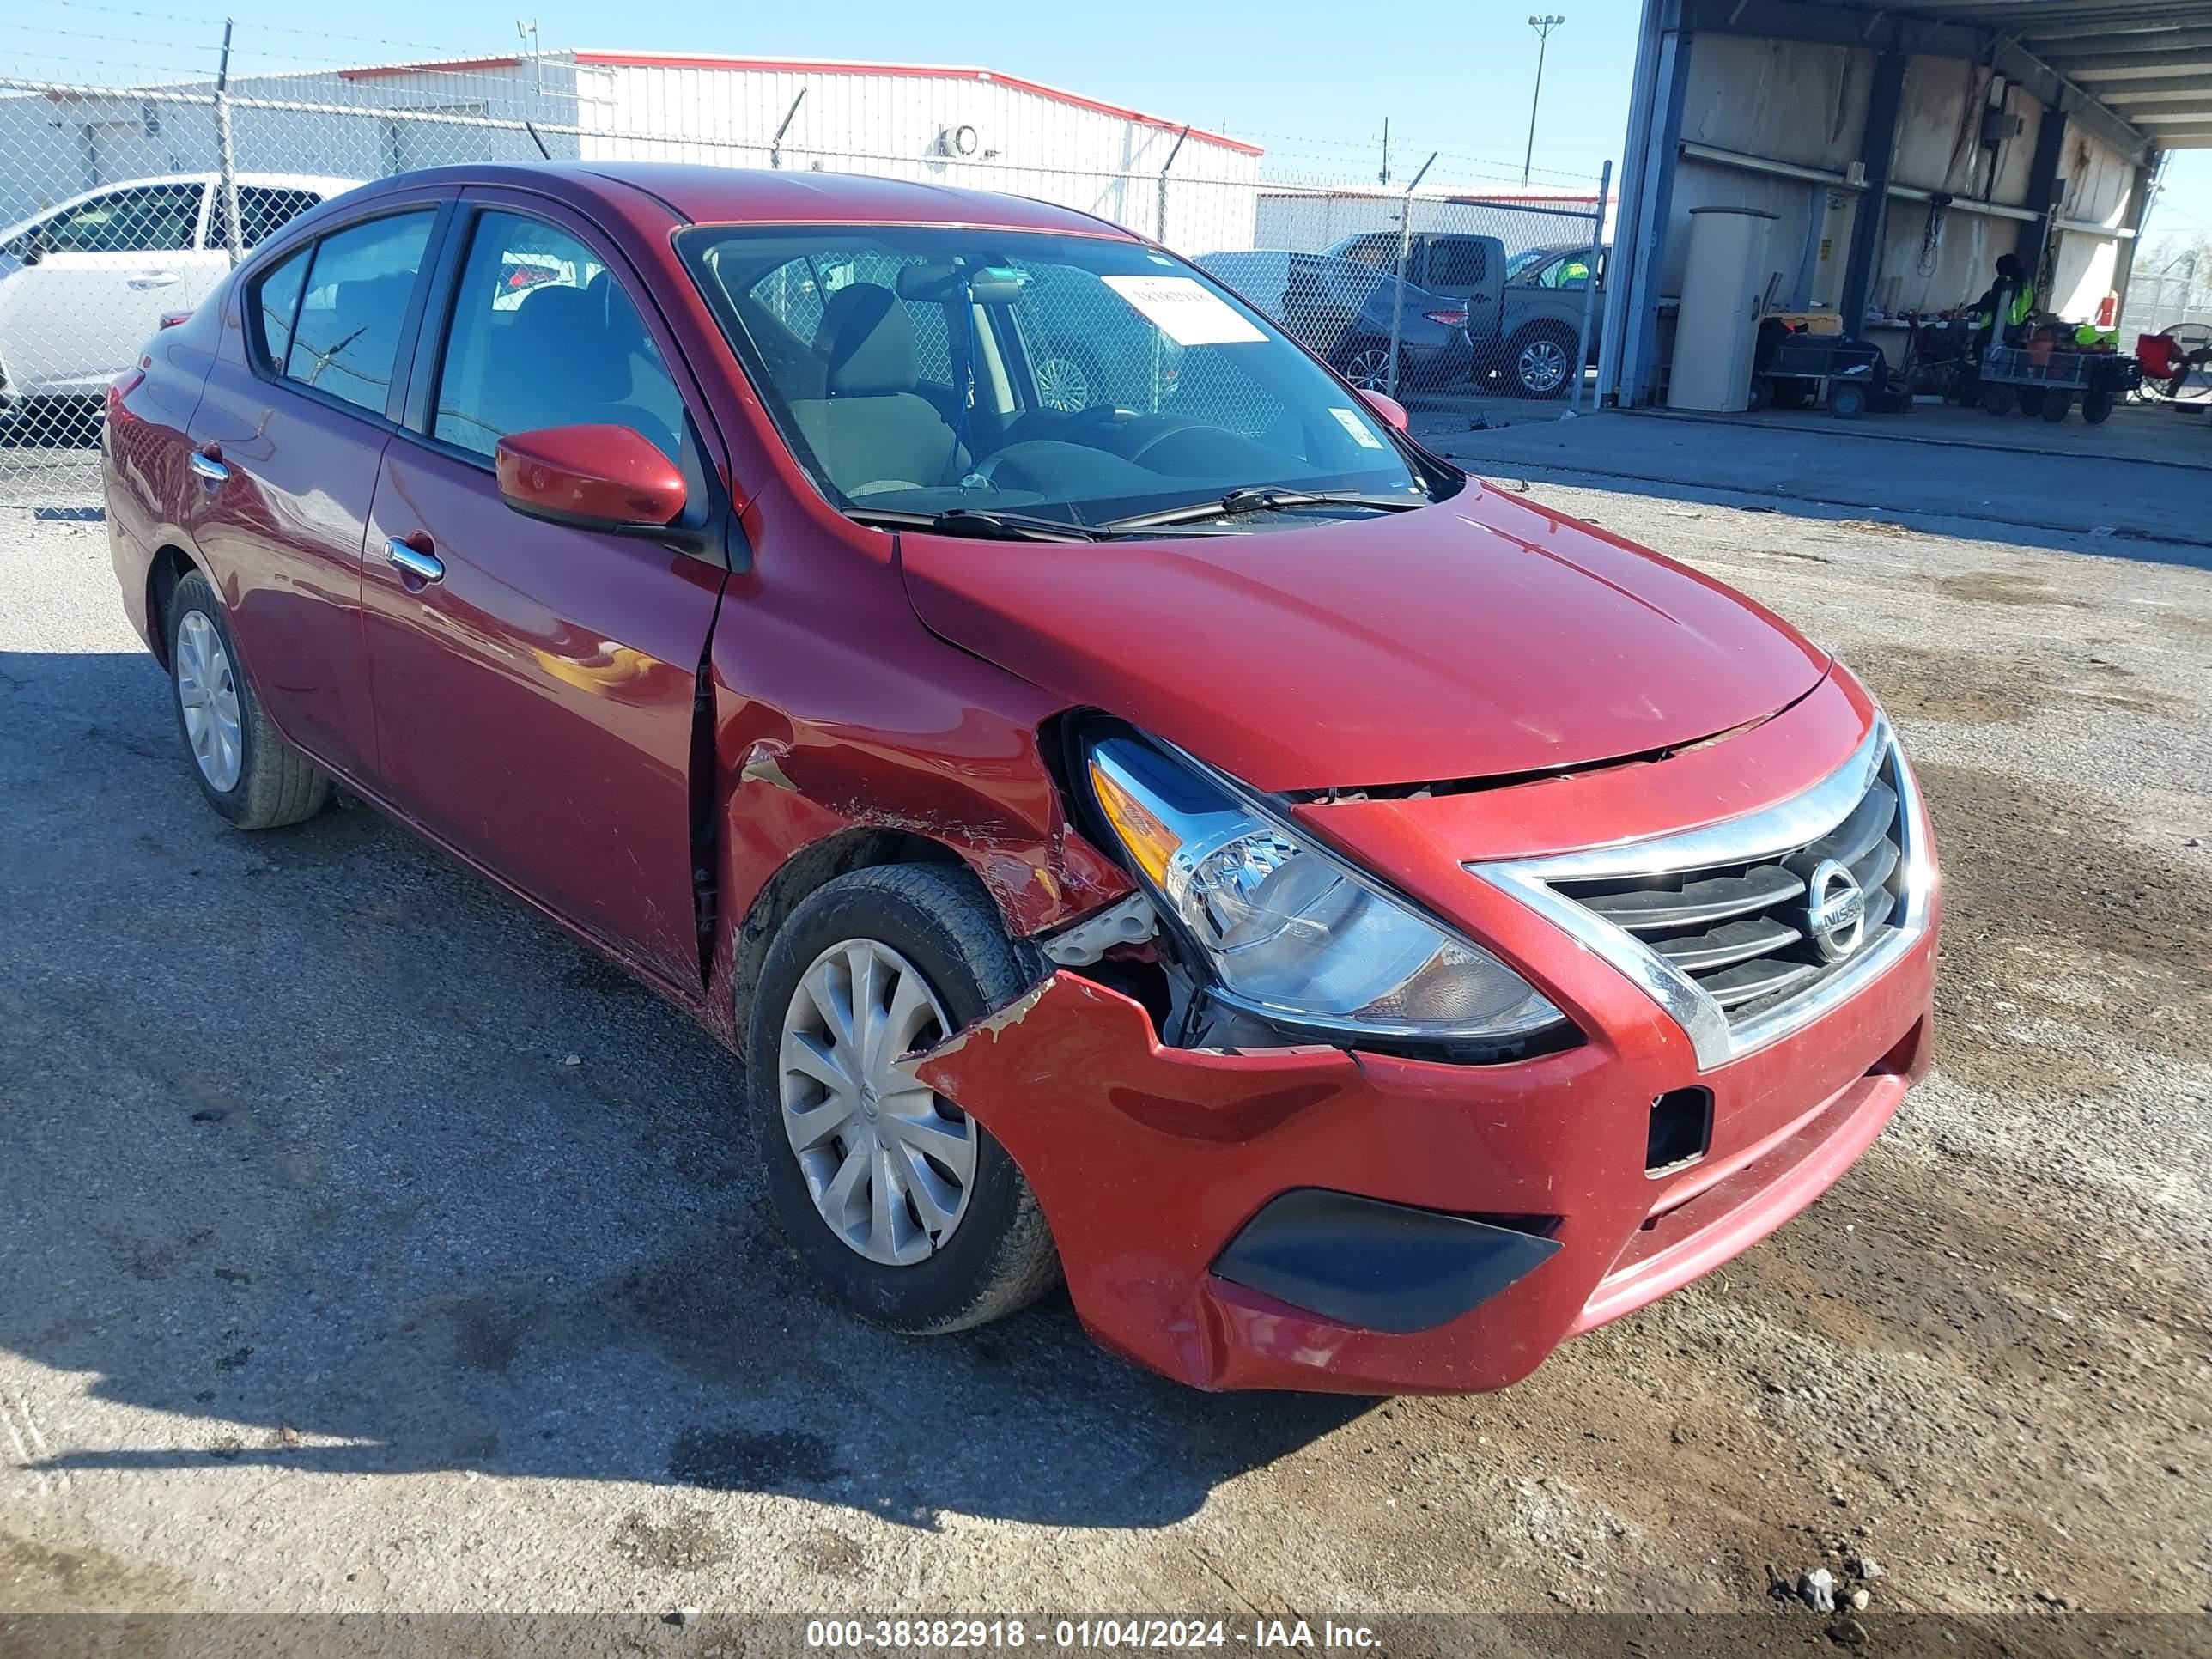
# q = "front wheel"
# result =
<box><xmin>2040</xmin><ymin>391</ymin><xmax>2073</xmax><ymax>423</ymax></box>
<box><xmin>1979</xmin><ymin>383</ymin><xmax>2016</xmax><ymax>416</ymax></box>
<box><xmin>747</xmin><ymin>864</ymin><xmax>1061</xmax><ymax>1334</ymax></box>
<box><xmin>166</xmin><ymin>571</ymin><xmax>329</xmax><ymax>830</ymax></box>
<box><xmin>2081</xmin><ymin>390</ymin><xmax>2114</xmax><ymax>424</ymax></box>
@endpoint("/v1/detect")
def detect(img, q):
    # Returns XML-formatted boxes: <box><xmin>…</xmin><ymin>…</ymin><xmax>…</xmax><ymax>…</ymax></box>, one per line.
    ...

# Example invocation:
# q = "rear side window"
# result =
<box><xmin>283</xmin><ymin>210</ymin><xmax>434</xmax><ymax>416</ymax></box>
<box><xmin>431</xmin><ymin>211</ymin><xmax>690</xmax><ymax>465</ymax></box>
<box><xmin>1427</xmin><ymin>240</ymin><xmax>1487</xmax><ymax>287</ymax></box>
<box><xmin>248</xmin><ymin>246</ymin><xmax>310</xmax><ymax>369</ymax></box>
<box><xmin>211</xmin><ymin>186</ymin><xmax>326</xmax><ymax>251</ymax></box>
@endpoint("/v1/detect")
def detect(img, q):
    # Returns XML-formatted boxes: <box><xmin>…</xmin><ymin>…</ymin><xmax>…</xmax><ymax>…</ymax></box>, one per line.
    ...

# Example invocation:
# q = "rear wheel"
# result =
<box><xmin>2081</xmin><ymin>390</ymin><xmax>2114</xmax><ymax>425</ymax></box>
<box><xmin>1506</xmin><ymin>325</ymin><xmax>1576</xmax><ymax>398</ymax></box>
<box><xmin>165</xmin><ymin>572</ymin><xmax>329</xmax><ymax>830</ymax></box>
<box><xmin>2040</xmin><ymin>391</ymin><xmax>2073</xmax><ymax>423</ymax></box>
<box><xmin>1829</xmin><ymin>383</ymin><xmax>1867</xmax><ymax>419</ymax></box>
<box><xmin>1979</xmin><ymin>382</ymin><xmax>2016</xmax><ymax>416</ymax></box>
<box><xmin>1332</xmin><ymin>337</ymin><xmax>1401</xmax><ymax>392</ymax></box>
<box><xmin>1031</xmin><ymin>346</ymin><xmax>1099</xmax><ymax>414</ymax></box>
<box><xmin>2016</xmin><ymin>386</ymin><xmax>2047</xmax><ymax>416</ymax></box>
<box><xmin>747</xmin><ymin>864</ymin><xmax>1060</xmax><ymax>1334</ymax></box>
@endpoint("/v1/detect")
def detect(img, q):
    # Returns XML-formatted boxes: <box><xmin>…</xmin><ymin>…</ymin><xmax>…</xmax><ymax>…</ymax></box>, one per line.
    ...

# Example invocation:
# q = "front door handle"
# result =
<box><xmin>383</xmin><ymin>537</ymin><xmax>444</xmax><ymax>584</ymax></box>
<box><xmin>187</xmin><ymin>447</ymin><xmax>228</xmax><ymax>483</ymax></box>
<box><xmin>129</xmin><ymin>271</ymin><xmax>182</xmax><ymax>289</ymax></box>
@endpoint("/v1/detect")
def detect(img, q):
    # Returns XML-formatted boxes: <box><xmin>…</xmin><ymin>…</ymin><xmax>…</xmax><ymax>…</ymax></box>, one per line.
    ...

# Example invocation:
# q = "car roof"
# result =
<box><xmin>346</xmin><ymin>161</ymin><xmax>1142</xmax><ymax>238</ymax></box>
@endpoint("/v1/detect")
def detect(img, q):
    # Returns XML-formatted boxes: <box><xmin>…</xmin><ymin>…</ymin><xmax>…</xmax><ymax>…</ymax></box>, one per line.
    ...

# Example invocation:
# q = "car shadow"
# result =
<box><xmin>0</xmin><ymin>647</ymin><xmax>1366</xmax><ymax>1531</ymax></box>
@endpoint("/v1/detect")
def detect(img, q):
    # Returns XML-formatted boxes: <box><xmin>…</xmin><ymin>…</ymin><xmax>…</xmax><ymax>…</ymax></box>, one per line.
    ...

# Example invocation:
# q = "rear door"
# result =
<box><xmin>358</xmin><ymin>191</ymin><xmax>726</xmax><ymax>989</ymax></box>
<box><xmin>186</xmin><ymin>191</ymin><xmax>450</xmax><ymax>777</ymax></box>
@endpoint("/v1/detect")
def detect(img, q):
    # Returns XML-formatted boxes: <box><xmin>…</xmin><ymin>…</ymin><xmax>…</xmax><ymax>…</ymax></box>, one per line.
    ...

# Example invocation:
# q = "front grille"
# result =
<box><xmin>1550</xmin><ymin>752</ymin><xmax>1908</xmax><ymax>1029</ymax></box>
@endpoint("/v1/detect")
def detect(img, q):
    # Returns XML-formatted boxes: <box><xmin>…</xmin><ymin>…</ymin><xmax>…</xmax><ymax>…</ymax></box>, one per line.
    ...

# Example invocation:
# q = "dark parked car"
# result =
<box><xmin>1200</xmin><ymin>250</ymin><xmax>1474</xmax><ymax>393</ymax></box>
<box><xmin>105</xmin><ymin>162</ymin><xmax>1937</xmax><ymax>1395</ymax></box>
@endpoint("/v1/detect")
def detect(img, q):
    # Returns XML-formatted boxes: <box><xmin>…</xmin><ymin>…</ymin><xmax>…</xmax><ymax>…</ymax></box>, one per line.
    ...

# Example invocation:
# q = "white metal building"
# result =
<box><xmin>3</xmin><ymin>51</ymin><xmax>1266</xmax><ymax>253</ymax></box>
<box><xmin>1596</xmin><ymin>0</ymin><xmax>2212</xmax><ymax>406</ymax></box>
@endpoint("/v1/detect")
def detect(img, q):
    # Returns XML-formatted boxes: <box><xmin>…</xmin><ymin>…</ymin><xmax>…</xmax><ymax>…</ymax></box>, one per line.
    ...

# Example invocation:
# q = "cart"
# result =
<box><xmin>1749</xmin><ymin>329</ymin><xmax>1890</xmax><ymax>418</ymax></box>
<box><xmin>1976</xmin><ymin>343</ymin><xmax>2141</xmax><ymax>424</ymax></box>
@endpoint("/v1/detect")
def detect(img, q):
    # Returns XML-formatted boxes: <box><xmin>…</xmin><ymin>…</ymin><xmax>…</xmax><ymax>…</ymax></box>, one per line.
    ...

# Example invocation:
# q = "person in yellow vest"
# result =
<box><xmin>1970</xmin><ymin>253</ymin><xmax>2035</xmax><ymax>349</ymax></box>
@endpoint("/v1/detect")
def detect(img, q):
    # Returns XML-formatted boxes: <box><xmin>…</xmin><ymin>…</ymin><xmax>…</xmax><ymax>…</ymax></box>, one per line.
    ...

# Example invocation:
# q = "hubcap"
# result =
<box><xmin>1345</xmin><ymin>347</ymin><xmax>1392</xmax><ymax>390</ymax></box>
<box><xmin>1034</xmin><ymin>354</ymin><xmax>1092</xmax><ymax>413</ymax></box>
<box><xmin>174</xmin><ymin>609</ymin><xmax>243</xmax><ymax>793</ymax></box>
<box><xmin>1519</xmin><ymin>338</ymin><xmax>1569</xmax><ymax>393</ymax></box>
<box><xmin>779</xmin><ymin>939</ymin><xmax>975</xmax><ymax>1266</ymax></box>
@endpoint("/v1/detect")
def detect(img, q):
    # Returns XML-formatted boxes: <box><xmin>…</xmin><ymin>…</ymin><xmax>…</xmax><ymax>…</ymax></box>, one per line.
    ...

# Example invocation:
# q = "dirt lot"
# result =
<box><xmin>2</xmin><ymin>453</ymin><xmax>2208</xmax><ymax>1645</ymax></box>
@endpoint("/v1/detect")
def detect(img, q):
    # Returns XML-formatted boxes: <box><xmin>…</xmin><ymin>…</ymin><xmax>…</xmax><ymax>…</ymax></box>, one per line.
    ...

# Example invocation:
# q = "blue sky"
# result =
<box><xmin>14</xmin><ymin>0</ymin><xmax>2210</xmax><ymax>249</ymax></box>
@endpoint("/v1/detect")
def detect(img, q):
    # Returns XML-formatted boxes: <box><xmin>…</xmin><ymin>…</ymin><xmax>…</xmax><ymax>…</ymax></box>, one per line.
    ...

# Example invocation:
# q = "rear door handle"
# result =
<box><xmin>383</xmin><ymin>537</ymin><xmax>444</xmax><ymax>583</ymax></box>
<box><xmin>187</xmin><ymin>447</ymin><xmax>228</xmax><ymax>483</ymax></box>
<box><xmin>129</xmin><ymin>271</ymin><xmax>182</xmax><ymax>289</ymax></box>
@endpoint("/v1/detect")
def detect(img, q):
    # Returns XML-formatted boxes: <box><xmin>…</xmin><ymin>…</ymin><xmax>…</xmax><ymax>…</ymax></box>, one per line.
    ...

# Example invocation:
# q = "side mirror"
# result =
<box><xmin>495</xmin><ymin>424</ymin><xmax>687</xmax><ymax>532</ymax></box>
<box><xmin>1357</xmin><ymin>387</ymin><xmax>1410</xmax><ymax>432</ymax></box>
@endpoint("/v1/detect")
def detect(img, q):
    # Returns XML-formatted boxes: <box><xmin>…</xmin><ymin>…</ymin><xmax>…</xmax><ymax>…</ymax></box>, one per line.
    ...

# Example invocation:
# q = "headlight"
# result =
<box><xmin>1086</xmin><ymin>736</ymin><xmax>1567</xmax><ymax>1046</ymax></box>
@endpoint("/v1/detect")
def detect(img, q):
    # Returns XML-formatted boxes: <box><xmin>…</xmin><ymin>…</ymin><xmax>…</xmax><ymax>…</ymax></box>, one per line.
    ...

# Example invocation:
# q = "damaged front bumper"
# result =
<box><xmin>915</xmin><ymin>925</ymin><xmax>1936</xmax><ymax>1395</ymax></box>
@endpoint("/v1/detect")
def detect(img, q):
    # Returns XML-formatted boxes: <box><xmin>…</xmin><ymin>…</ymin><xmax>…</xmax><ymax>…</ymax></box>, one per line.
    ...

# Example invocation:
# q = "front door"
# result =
<box><xmin>1</xmin><ymin>180</ymin><xmax>215</xmax><ymax>394</ymax></box>
<box><xmin>359</xmin><ymin>197</ymin><xmax>726</xmax><ymax>990</ymax></box>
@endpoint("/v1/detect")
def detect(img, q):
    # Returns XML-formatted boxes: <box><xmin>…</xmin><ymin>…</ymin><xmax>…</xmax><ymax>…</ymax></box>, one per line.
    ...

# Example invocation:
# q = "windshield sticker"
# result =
<box><xmin>1101</xmin><ymin>276</ymin><xmax>1267</xmax><ymax>346</ymax></box>
<box><xmin>1328</xmin><ymin>406</ymin><xmax>1389</xmax><ymax>448</ymax></box>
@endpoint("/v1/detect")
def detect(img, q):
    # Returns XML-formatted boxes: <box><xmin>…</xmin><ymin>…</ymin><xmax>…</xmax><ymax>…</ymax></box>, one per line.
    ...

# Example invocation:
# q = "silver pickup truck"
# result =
<box><xmin>1329</xmin><ymin>233</ymin><xmax>1605</xmax><ymax>398</ymax></box>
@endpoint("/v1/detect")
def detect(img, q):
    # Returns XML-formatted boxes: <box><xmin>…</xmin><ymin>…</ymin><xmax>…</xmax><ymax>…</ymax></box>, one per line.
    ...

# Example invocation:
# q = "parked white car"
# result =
<box><xmin>0</xmin><ymin>172</ymin><xmax>359</xmax><ymax>406</ymax></box>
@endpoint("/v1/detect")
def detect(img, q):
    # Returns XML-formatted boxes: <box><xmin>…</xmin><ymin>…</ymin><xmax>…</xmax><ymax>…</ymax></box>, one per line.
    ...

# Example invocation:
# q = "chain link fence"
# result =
<box><xmin>2</xmin><ymin>24</ymin><xmax>1611</xmax><ymax>507</ymax></box>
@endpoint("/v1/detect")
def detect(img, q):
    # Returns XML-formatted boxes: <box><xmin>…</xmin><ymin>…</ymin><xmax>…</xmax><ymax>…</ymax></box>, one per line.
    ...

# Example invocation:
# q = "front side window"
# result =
<box><xmin>283</xmin><ymin>210</ymin><xmax>434</xmax><ymax>416</ymax></box>
<box><xmin>430</xmin><ymin>211</ymin><xmax>690</xmax><ymax>465</ymax></box>
<box><xmin>684</xmin><ymin>226</ymin><xmax>1431</xmax><ymax>531</ymax></box>
<box><xmin>27</xmin><ymin>183</ymin><xmax>204</xmax><ymax>255</ymax></box>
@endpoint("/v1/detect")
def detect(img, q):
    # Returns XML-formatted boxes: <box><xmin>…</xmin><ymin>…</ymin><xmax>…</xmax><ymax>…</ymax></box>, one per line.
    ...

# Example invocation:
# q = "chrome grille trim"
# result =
<box><xmin>1467</xmin><ymin>720</ymin><xmax>1933</xmax><ymax>1072</ymax></box>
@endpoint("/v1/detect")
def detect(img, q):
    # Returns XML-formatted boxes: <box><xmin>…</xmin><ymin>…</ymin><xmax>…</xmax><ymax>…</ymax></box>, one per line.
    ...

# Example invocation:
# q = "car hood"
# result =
<box><xmin>898</xmin><ymin>484</ymin><xmax>1831</xmax><ymax>793</ymax></box>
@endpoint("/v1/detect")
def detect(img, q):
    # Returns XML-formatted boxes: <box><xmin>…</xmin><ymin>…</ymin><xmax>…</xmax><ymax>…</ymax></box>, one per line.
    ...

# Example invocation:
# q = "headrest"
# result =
<box><xmin>816</xmin><ymin>283</ymin><xmax>916</xmax><ymax>395</ymax></box>
<box><xmin>510</xmin><ymin>283</ymin><xmax>632</xmax><ymax>403</ymax></box>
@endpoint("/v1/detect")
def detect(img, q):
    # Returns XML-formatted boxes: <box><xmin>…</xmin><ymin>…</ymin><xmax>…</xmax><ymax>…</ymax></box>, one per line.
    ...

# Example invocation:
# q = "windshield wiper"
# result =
<box><xmin>848</xmin><ymin>507</ymin><xmax>1106</xmax><ymax>543</ymax></box>
<box><xmin>1099</xmin><ymin>487</ymin><xmax>1430</xmax><ymax>532</ymax></box>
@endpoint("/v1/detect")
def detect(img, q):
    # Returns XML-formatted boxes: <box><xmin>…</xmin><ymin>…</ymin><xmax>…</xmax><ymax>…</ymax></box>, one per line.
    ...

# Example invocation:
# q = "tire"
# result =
<box><xmin>1506</xmin><ymin>325</ymin><xmax>1576</xmax><ymax>398</ymax></box>
<box><xmin>2040</xmin><ymin>391</ymin><xmax>2072</xmax><ymax>423</ymax></box>
<box><xmin>2081</xmin><ymin>390</ymin><xmax>2114</xmax><ymax>425</ymax></box>
<box><xmin>1979</xmin><ymin>383</ymin><xmax>2015</xmax><ymax>416</ymax></box>
<box><xmin>165</xmin><ymin>571</ymin><xmax>329</xmax><ymax>830</ymax></box>
<box><xmin>1829</xmin><ymin>384</ymin><xmax>1867</xmax><ymax>419</ymax></box>
<box><xmin>1331</xmin><ymin>337</ymin><xmax>1401</xmax><ymax>392</ymax></box>
<box><xmin>2016</xmin><ymin>386</ymin><xmax>2046</xmax><ymax>417</ymax></box>
<box><xmin>1746</xmin><ymin>377</ymin><xmax>1772</xmax><ymax>413</ymax></box>
<box><xmin>745</xmin><ymin>863</ymin><xmax>1061</xmax><ymax>1334</ymax></box>
<box><xmin>1032</xmin><ymin>345</ymin><xmax>1100</xmax><ymax>414</ymax></box>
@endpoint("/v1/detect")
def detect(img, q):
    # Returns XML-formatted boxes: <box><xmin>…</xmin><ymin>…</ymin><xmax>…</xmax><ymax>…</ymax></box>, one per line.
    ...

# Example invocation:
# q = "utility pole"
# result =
<box><xmin>1523</xmin><ymin>14</ymin><xmax>1565</xmax><ymax>186</ymax></box>
<box><xmin>1377</xmin><ymin>117</ymin><xmax>1391</xmax><ymax>186</ymax></box>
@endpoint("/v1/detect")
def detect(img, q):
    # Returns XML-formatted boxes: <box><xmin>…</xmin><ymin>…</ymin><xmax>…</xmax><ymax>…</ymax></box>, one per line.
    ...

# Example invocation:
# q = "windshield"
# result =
<box><xmin>678</xmin><ymin>225</ymin><xmax>1439</xmax><ymax>532</ymax></box>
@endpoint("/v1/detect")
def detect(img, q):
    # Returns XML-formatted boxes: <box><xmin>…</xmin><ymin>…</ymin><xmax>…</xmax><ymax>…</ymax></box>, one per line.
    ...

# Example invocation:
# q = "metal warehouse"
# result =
<box><xmin>3</xmin><ymin>51</ymin><xmax>1266</xmax><ymax>253</ymax></box>
<box><xmin>1596</xmin><ymin>0</ymin><xmax>2212</xmax><ymax>407</ymax></box>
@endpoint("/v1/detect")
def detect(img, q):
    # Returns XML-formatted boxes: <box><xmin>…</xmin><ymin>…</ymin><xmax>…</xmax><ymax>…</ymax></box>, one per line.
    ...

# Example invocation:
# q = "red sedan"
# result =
<box><xmin>103</xmin><ymin>163</ymin><xmax>1938</xmax><ymax>1394</ymax></box>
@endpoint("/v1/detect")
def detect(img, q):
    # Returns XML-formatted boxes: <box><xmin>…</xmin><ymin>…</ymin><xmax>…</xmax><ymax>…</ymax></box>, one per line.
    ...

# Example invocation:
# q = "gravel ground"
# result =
<box><xmin>1</xmin><ymin>472</ymin><xmax>2208</xmax><ymax>1638</ymax></box>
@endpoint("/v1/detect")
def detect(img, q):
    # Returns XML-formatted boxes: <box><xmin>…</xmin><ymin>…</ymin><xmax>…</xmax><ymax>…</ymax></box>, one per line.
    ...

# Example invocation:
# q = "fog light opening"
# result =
<box><xmin>1646</xmin><ymin>1086</ymin><xmax>1713</xmax><ymax>1175</ymax></box>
